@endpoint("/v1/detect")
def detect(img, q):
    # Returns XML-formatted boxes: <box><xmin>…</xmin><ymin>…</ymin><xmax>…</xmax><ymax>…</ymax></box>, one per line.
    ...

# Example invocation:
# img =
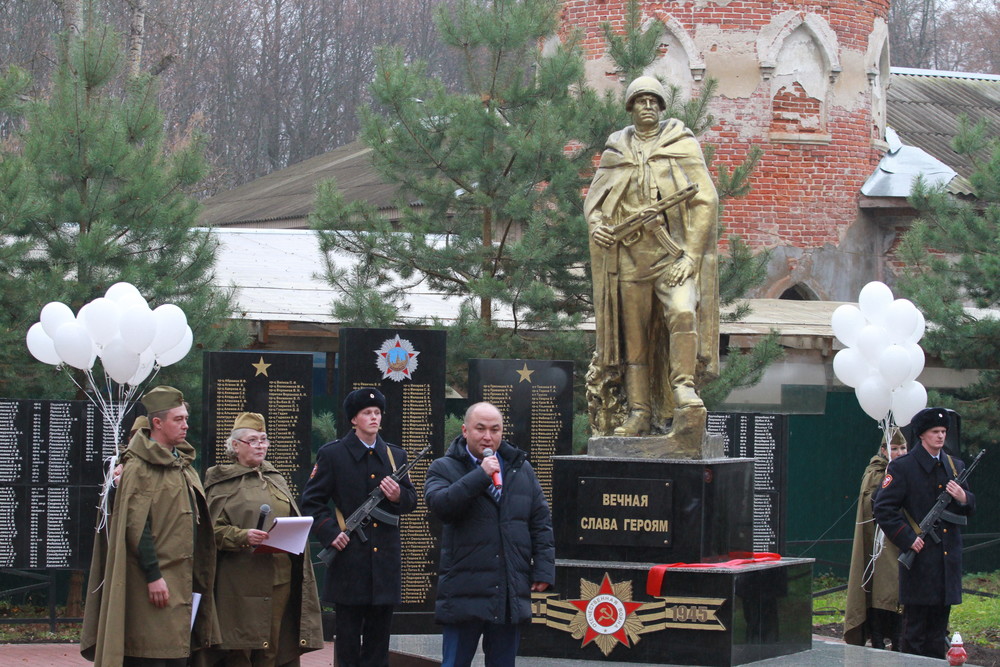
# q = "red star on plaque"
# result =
<box><xmin>569</xmin><ymin>573</ymin><xmax>644</xmax><ymax>650</ymax></box>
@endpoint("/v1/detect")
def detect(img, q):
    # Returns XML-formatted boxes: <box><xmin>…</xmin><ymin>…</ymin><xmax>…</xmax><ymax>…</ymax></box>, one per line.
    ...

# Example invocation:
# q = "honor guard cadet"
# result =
<box><xmin>874</xmin><ymin>408</ymin><xmax>976</xmax><ymax>658</ymax></box>
<box><xmin>301</xmin><ymin>388</ymin><xmax>417</xmax><ymax>667</ymax></box>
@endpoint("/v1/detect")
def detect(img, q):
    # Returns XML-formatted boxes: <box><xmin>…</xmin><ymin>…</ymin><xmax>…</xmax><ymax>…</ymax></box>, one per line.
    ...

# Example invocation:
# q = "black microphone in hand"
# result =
<box><xmin>482</xmin><ymin>449</ymin><xmax>502</xmax><ymax>488</ymax></box>
<box><xmin>256</xmin><ymin>504</ymin><xmax>271</xmax><ymax>530</ymax></box>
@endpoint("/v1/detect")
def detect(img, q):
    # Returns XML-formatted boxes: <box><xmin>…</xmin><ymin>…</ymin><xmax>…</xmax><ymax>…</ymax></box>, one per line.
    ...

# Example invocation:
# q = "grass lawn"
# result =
<box><xmin>813</xmin><ymin>570</ymin><xmax>1000</xmax><ymax>649</ymax></box>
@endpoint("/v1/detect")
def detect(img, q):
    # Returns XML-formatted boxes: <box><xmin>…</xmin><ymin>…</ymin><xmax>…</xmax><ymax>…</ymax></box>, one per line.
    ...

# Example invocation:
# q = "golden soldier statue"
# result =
<box><xmin>586</xmin><ymin>76</ymin><xmax>719</xmax><ymax>453</ymax></box>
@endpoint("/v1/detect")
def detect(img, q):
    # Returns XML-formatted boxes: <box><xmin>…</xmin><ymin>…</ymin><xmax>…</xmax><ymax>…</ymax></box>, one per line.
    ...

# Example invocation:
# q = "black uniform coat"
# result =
<box><xmin>300</xmin><ymin>431</ymin><xmax>417</xmax><ymax>605</ymax></box>
<box><xmin>873</xmin><ymin>444</ymin><xmax>975</xmax><ymax>606</ymax></box>
<box><xmin>424</xmin><ymin>436</ymin><xmax>555</xmax><ymax>626</ymax></box>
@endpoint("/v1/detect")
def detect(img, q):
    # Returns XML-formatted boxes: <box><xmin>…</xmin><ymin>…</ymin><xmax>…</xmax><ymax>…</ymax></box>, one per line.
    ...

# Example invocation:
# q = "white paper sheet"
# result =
<box><xmin>254</xmin><ymin>515</ymin><xmax>314</xmax><ymax>555</ymax></box>
<box><xmin>190</xmin><ymin>592</ymin><xmax>202</xmax><ymax>631</ymax></box>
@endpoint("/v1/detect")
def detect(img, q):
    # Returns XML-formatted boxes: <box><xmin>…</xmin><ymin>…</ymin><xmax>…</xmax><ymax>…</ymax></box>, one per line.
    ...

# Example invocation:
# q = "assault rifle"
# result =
<box><xmin>316</xmin><ymin>443</ymin><xmax>431</xmax><ymax>568</ymax></box>
<box><xmin>594</xmin><ymin>183</ymin><xmax>700</xmax><ymax>255</ymax></box>
<box><xmin>898</xmin><ymin>448</ymin><xmax>986</xmax><ymax>570</ymax></box>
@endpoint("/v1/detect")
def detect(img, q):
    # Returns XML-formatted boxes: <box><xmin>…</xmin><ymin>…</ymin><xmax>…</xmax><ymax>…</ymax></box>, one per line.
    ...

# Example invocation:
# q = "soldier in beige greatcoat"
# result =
<box><xmin>81</xmin><ymin>386</ymin><xmax>220</xmax><ymax>666</ymax></box>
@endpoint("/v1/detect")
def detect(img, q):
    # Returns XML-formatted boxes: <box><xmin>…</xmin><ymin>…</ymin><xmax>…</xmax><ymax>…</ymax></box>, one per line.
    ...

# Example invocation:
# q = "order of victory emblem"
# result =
<box><xmin>532</xmin><ymin>573</ymin><xmax>726</xmax><ymax>656</ymax></box>
<box><xmin>375</xmin><ymin>335</ymin><xmax>420</xmax><ymax>381</ymax></box>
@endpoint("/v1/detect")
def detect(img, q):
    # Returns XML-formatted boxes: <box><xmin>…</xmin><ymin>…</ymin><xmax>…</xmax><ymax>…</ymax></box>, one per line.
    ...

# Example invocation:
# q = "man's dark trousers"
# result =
<box><xmin>441</xmin><ymin>620</ymin><xmax>519</xmax><ymax>667</ymax></box>
<box><xmin>335</xmin><ymin>603</ymin><xmax>393</xmax><ymax>667</ymax></box>
<box><xmin>901</xmin><ymin>603</ymin><xmax>950</xmax><ymax>658</ymax></box>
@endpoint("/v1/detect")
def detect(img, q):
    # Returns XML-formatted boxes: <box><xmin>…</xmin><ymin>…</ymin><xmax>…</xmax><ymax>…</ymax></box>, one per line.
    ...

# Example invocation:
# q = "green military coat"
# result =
<box><xmin>843</xmin><ymin>452</ymin><xmax>900</xmax><ymax>644</ymax></box>
<box><xmin>81</xmin><ymin>431</ymin><xmax>220</xmax><ymax>665</ymax></box>
<box><xmin>202</xmin><ymin>461</ymin><xmax>323</xmax><ymax>663</ymax></box>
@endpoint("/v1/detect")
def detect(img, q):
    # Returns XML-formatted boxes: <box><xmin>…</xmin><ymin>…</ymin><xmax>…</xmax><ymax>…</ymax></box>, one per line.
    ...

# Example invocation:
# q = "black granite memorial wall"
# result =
<box><xmin>0</xmin><ymin>399</ymin><xmax>121</xmax><ymax>569</ymax></box>
<box><xmin>202</xmin><ymin>351</ymin><xmax>314</xmax><ymax>496</ymax></box>
<box><xmin>467</xmin><ymin>358</ymin><xmax>574</xmax><ymax>506</ymax></box>
<box><xmin>707</xmin><ymin>412</ymin><xmax>789</xmax><ymax>554</ymax></box>
<box><xmin>337</xmin><ymin>328</ymin><xmax>447</xmax><ymax>633</ymax></box>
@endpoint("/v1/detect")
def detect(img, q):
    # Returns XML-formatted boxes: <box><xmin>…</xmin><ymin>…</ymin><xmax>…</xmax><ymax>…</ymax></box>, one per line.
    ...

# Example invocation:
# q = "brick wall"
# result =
<box><xmin>563</xmin><ymin>0</ymin><xmax>891</xmax><ymax>257</ymax></box>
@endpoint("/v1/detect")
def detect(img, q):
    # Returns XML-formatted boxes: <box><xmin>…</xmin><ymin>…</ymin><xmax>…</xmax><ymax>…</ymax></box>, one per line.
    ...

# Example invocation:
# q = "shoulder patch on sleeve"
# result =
<box><xmin>310</xmin><ymin>463</ymin><xmax>318</xmax><ymax>479</ymax></box>
<box><xmin>882</xmin><ymin>474</ymin><xmax>893</xmax><ymax>489</ymax></box>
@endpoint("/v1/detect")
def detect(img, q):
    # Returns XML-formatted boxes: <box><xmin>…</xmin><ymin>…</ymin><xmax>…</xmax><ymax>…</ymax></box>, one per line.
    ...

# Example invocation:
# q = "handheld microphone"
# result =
<box><xmin>482</xmin><ymin>449</ymin><xmax>502</xmax><ymax>488</ymax></box>
<box><xmin>256</xmin><ymin>504</ymin><xmax>271</xmax><ymax>530</ymax></box>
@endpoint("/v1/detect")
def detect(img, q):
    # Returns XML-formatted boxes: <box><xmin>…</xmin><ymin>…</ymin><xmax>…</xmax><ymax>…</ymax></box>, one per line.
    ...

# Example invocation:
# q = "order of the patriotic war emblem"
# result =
<box><xmin>375</xmin><ymin>334</ymin><xmax>420</xmax><ymax>381</ymax></box>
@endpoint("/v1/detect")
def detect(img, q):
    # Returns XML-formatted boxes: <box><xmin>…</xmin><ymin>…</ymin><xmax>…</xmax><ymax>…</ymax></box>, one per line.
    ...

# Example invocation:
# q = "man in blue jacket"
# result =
<box><xmin>873</xmin><ymin>407</ymin><xmax>975</xmax><ymax>658</ymax></box>
<box><xmin>425</xmin><ymin>402</ymin><xmax>555</xmax><ymax>667</ymax></box>
<box><xmin>301</xmin><ymin>388</ymin><xmax>417</xmax><ymax>667</ymax></box>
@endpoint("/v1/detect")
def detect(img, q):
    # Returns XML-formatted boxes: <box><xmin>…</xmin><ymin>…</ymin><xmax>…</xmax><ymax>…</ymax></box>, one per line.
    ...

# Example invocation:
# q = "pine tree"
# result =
<box><xmin>898</xmin><ymin>116</ymin><xmax>1000</xmax><ymax>447</ymax></box>
<box><xmin>312</xmin><ymin>0</ymin><xmax>779</xmax><ymax>409</ymax></box>
<box><xmin>0</xmin><ymin>20</ymin><xmax>244</xmax><ymax>401</ymax></box>
<box><xmin>312</xmin><ymin>0</ymin><xmax>614</xmax><ymax>392</ymax></box>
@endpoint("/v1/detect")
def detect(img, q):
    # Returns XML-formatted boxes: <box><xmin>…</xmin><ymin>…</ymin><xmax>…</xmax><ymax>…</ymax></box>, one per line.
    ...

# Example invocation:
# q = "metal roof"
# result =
<box><xmin>211</xmin><ymin>227</ymin><xmax>516</xmax><ymax>326</ymax></box>
<box><xmin>888</xmin><ymin>67</ymin><xmax>1000</xmax><ymax>195</ymax></box>
<box><xmin>198</xmin><ymin>142</ymin><xmax>403</xmax><ymax>229</ymax></box>
<box><xmin>210</xmin><ymin>227</ymin><xmax>841</xmax><ymax>339</ymax></box>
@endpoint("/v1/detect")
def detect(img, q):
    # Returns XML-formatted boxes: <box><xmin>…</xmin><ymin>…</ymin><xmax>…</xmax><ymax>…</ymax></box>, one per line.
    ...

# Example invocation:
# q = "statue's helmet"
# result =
<box><xmin>625</xmin><ymin>76</ymin><xmax>667</xmax><ymax>112</ymax></box>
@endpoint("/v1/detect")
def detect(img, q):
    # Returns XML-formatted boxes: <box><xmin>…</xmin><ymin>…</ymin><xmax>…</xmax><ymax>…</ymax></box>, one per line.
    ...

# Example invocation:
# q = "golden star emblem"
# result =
<box><xmin>251</xmin><ymin>356</ymin><xmax>271</xmax><ymax>377</ymax></box>
<box><xmin>516</xmin><ymin>363</ymin><xmax>534</xmax><ymax>383</ymax></box>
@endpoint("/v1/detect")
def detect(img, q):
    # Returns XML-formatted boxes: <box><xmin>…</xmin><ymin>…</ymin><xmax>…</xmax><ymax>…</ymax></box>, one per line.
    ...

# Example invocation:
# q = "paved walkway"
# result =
<box><xmin>0</xmin><ymin>636</ymin><xmax>983</xmax><ymax>666</ymax></box>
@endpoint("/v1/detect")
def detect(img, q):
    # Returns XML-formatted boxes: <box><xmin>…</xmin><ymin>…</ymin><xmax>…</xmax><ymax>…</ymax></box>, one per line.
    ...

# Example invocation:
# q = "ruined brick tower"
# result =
<box><xmin>562</xmin><ymin>0</ymin><xmax>892</xmax><ymax>300</ymax></box>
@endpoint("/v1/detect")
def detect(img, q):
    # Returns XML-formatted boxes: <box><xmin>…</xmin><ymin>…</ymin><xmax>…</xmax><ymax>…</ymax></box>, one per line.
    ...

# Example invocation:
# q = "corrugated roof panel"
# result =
<box><xmin>889</xmin><ymin>69</ymin><xmax>1000</xmax><ymax>188</ymax></box>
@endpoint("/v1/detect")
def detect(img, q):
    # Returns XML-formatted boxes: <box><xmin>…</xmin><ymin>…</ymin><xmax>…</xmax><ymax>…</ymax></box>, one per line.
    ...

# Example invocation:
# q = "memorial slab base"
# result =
<box><xmin>523</xmin><ymin>558</ymin><xmax>814</xmax><ymax>666</ymax></box>
<box><xmin>553</xmin><ymin>455</ymin><xmax>753</xmax><ymax>564</ymax></box>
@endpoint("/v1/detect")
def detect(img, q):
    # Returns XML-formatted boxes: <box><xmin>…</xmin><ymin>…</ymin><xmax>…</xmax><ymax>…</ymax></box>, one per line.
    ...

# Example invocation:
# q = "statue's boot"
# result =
<box><xmin>670</xmin><ymin>332</ymin><xmax>704</xmax><ymax>408</ymax></box>
<box><xmin>614</xmin><ymin>364</ymin><xmax>651</xmax><ymax>436</ymax></box>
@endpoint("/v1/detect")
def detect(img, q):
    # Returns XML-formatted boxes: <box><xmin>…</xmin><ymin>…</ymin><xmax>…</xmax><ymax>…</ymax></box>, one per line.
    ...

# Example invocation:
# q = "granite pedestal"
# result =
<box><xmin>551</xmin><ymin>455</ymin><xmax>754</xmax><ymax>563</ymax></box>
<box><xmin>523</xmin><ymin>557</ymin><xmax>814</xmax><ymax>666</ymax></box>
<box><xmin>521</xmin><ymin>454</ymin><xmax>812</xmax><ymax>665</ymax></box>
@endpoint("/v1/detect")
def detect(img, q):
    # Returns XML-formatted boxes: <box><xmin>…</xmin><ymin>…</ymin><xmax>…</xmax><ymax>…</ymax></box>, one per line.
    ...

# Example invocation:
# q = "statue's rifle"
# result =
<box><xmin>897</xmin><ymin>448</ymin><xmax>985</xmax><ymax>570</ymax></box>
<box><xmin>603</xmin><ymin>183</ymin><xmax>700</xmax><ymax>253</ymax></box>
<box><xmin>316</xmin><ymin>443</ymin><xmax>432</xmax><ymax>568</ymax></box>
<box><xmin>596</xmin><ymin>183</ymin><xmax>699</xmax><ymax>274</ymax></box>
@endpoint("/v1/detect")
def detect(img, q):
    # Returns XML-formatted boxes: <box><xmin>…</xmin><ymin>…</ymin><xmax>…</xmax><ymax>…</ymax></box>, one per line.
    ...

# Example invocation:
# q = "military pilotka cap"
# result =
<box><xmin>882</xmin><ymin>426</ymin><xmax>906</xmax><ymax>446</ymax></box>
<box><xmin>233</xmin><ymin>412</ymin><xmax>266</xmax><ymax>431</ymax></box>
<box><xmin>141</xmin><ymin>386</ymin><xmax>185</xmax><ymax>413</ymax></box>
<box><xmin>344</xmin><ymin>388</ymin><xmax>386</xmax><ymax>420</ymax></box>
<box><xmin>130</xmin><ymin>415</ymin><xmax>149</xmax><ymax>434</ymax></box>
<box><xmin>911</xmin><ymin>407</ymin><xmax>951</xmax><ymax>436</ymax></box>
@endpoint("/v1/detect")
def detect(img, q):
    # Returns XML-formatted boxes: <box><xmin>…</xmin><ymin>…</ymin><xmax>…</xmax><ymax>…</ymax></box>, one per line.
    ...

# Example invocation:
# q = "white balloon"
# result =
<box><xmin>904</xmin><ymin>343</ymin><xmax>925</xmax><ymax>382</ymax></box>
<box><xmin>878</xmin><ymin>344</ymin><xmax>913</xmax><ymax>389</ymax></box>
<box><xmin>856</xmin><ymin>324</ymin><xmax>890</xmax><ymax>365</ymax></box>
<box><xmin>99</xmin><ymin>337</ymin><xmax>140</xmax><ymax>384</ymax></box>
<box><xmin>156</xmin><ymin>326</ymin><xmax>193</xmax><ymax>367</ymax></box>
<box><xmin>906</xmin><ymin>310</ymin><xmax>926</xmax><ymax>345</ymax></box>
<box><xmin>856</xmin><ymin>375</ymin><xmax>892</xmax><ymax>421</ymax></box>
<box><xmin>833</xmin><ymin>348</ymin><xmax>873</xmax><ymax>388</ymax></box>
<box><xmin>150</xmin><ymin>304</ymin><xmax>188</xmax><ymax>354</ymax></box>
<box><xmin>53</xmin><ymin>322</ymin><xmax>95</xmax><ymax>370</ymax></box>
<box><xmin>40</xmin><ymin>301</ymin><xmax>75</xmax><ymax>338</ymax></box>
<box><xmin>119</xmin><ymin>305</ymin><xmax>157</xmax><ymax>353</ymax></box>
<box><xmin>82</xmin><ymin>297</ymin><xmax>122</xmax><ymax>346</ymax></box>
<box><xmin>128</xmin><ymin>348</ymin><xmax>156</xmax><ymax>386</ymax></box>
<box><xmin>885</xmin><ymin>299</ymin><xmax>919</xmax><ymax>344</ymax></box>
<box><xmin>26</xmin><ymin>323</ymin><xmax>61</xmax><ymax>365</ymax></box>
<box><xmin>858</xmin><ymin>281</ymin><xmax>894</xmax><ymax>327</ymax></box>
<box><xmin>105</xmin><ymin>282</ymin><xmax>144</xmax><ymax>303</ymax></box>
<box><xmin>831</xmin><ymin>305</ymin><xmax>867</xmax><ymax>348</ymax></box>
<box><xmin>891</xmin><ymin>381</ymin><xmax>928</xmax><ymax>427</ymax></box>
